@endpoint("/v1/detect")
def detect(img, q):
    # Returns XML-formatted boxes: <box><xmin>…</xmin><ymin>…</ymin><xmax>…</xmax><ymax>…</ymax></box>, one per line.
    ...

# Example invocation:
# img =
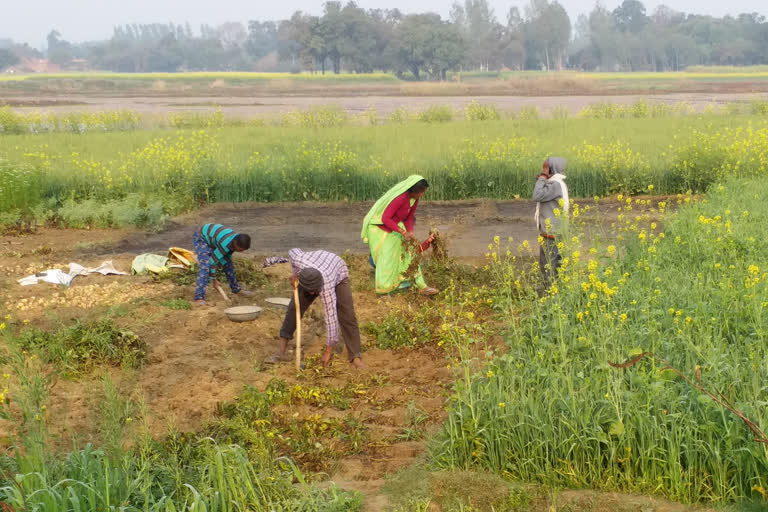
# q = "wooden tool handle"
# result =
<box><xmin>293</xmin><ymin>282</ymin><xmax>301</xmax><ymax>370</ymax></box>
<box><xmin>215</xmin><ymin>281</ymin><xmax>230</xmax><ymax>302</ymax></box>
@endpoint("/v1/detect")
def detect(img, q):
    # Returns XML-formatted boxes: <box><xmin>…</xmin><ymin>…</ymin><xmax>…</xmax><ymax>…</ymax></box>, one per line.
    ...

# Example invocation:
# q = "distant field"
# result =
<box><xmin>3</xmin><ymin>69</ymin><xmax>768</xmax><ymax>97</ymax></box>
<box><xmin>0</xmin><ymin>71</ymin><xmax>399</xmax><ymax>83</ymax></box>
<box><xmin>4</xmin><ymin>69</ymin><xmax>768</xmax><ymax>83</ymax></box>
<box><xmin>457</xmin><ymin>69</ymin><xmax>768</xmax><ymax>80</ymax></box>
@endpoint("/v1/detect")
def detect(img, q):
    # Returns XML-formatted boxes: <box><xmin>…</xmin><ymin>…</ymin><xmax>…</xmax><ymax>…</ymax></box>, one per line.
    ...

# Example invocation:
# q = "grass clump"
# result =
<box><xmin>387</xmin><ymin>106</ymin><xmax>413</xmax><ymax>123</ymax></box>
<box><xmin>282</xmin><ymin>106</ymin><xmax>348</xmax><ymax>128</ymax></box>
<box><xmin>384</xmin><ymin>466</ymin><xmax>531</xmax><ymax>512</ymax></box>
<box><xmin>16</xmin><ymin>319</ymin><xmax>146</xmax><ymax>376</ymax></box>
<box><xmin>0</xmin><ymin>159</ymin><xmax>40</xmax><ymax>211</ymax></box>
<box><xmin>168</xmin><ymin>108</ymin><xmax>227</xmax><ymax>129</ymax></box>
<box><xmin>0</xmin><ymin>106</ymin><xmax>142</xmax><ymax>135</ymax></box>
<box><xmin>417</xmin><ymin>105</ymin><xmax>454</xmax><ymax>123</ymax></box>
<box><xmin>158</xmin><ymin>298</ymin><xmax>192</xmax><ymax>310</ymax></box>
<box><xmin>465</xmin><ymin>101</ymin><xmax>501</xmax><ymax>121</ymax></box>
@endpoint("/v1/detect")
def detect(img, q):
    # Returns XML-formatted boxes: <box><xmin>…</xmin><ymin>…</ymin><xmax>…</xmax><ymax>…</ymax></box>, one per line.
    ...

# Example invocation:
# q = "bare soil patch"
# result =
<box><xmin>105</xmin><ymin>197</ymin><xmax>664</xmax><ymax>261</ymax></box>
<box><xmin>0</xmin><ymin>98</ymin><xmax>86</xmax><ymax>107</ymax></box>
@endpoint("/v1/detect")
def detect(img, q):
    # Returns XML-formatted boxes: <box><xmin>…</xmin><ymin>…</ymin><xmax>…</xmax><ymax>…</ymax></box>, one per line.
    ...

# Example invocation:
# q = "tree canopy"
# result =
<box><xmin>4</xmin><ymin>0</ymin><xmax>768</xmax><ymax>75</ymax></box>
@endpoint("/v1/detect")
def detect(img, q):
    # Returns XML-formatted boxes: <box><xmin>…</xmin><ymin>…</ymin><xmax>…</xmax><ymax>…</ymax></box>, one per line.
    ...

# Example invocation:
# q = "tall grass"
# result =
<box><xmin>0</xmin><ymin>338</ymin><xmax>362</xmax><ymax>511</ymax></box>
<box><xmin>433</xmin><ymin>178</ymin><xmax>768</xmax><ymax>503</ymax></box>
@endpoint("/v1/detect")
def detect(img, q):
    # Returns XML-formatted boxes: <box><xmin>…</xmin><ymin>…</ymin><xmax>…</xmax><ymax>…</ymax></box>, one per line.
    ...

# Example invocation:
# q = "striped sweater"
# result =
<box><xmin>201</xmin><ymin>224</ymin><xmax>238</xmax><ymax>270</ymax></box>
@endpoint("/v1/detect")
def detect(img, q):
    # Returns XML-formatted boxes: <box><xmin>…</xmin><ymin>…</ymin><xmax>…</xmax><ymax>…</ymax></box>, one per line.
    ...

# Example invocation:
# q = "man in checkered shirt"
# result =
<box><xmin>262</xmin><ymin>248</ymin><xmax>365</xmax><ymax>369</ymax></box>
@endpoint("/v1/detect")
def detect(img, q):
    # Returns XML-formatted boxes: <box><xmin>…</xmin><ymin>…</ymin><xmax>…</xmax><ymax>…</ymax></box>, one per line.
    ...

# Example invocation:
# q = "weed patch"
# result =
<box><xmin>15</xmin><ymin>319</ymin><xmax>146</xmax><ymax>376</ymax></box>
<box><xmin>0</xmin><ymin>357</ymin><xmax>363</xmax><ymax>511</ymax></box>
<box><xmin>207</xmin><ymin>379</ymin><xmax>370</xmax><ymax>472</ymax></box>
<box><xmin>158</xmin><ymin>298</ymin><xmax>192</xmax><ymax>310</ymax></box>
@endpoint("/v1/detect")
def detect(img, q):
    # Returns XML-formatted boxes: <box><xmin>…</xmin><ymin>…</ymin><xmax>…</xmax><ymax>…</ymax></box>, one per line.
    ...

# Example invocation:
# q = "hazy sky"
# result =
<box><xmin>3</xmin><ymin>0</ymin><xmax>767</xmax><ymax>49</ymax></box>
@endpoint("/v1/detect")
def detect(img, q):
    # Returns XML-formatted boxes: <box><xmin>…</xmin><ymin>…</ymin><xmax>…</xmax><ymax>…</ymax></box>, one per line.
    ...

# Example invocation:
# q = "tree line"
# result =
<box><xmin>2</xmin><ymin>0</ymin><xmax>768</xmax><ymax>76</ymax></box>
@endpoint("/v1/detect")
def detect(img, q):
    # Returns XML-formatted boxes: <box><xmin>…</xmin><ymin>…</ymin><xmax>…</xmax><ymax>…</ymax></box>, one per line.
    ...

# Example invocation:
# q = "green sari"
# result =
<box><xmin>361</xmin><ymin>175</ymin><xmax>428</xmax><ymax>294</ymax></box>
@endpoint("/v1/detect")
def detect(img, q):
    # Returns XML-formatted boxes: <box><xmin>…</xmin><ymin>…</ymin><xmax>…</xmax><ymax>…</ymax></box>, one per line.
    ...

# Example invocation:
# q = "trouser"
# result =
<box><xmin>539</xmin><ymin>237</ymin><xmax>562</xmax><ymax>289</ymax></box>
<box><xmin>193</xmin><ymin>232</ymin><xmax>241</xmax><ymax>300</ymax></box>
<box><xmin>279</xmin><ymin>277</ymin><xmax>362</xmax><ymax>361</ymax></box>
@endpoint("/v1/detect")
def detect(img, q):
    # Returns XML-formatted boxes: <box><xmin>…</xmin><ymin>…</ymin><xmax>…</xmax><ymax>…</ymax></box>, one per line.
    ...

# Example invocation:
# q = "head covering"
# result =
<box><xmin>361</xmin><ymin>175</ymin><xmax>425</xmax><ymax>244</ymax></box>
<box><xmin>534</xmin><ymin>157</ymin><xmax>570</xmax><ymax>229</ymax></box>
<box><xmin>298</xmin><ymin>268</ymin><xmax>324</xmax><ymax>293</ymax></box>
<box><xmin>547</xmin><ymin>157</ymin><xmax>567</xmax><ymax>175</ymax></box>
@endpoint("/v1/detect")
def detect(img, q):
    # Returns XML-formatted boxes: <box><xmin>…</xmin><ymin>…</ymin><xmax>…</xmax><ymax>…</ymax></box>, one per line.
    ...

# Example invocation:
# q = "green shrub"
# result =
<box><xmin>282</xmin><ymin>106</ymin><xmax>348</xmax><ymax>128</ymax></box>
<box><xmin>0</xmin><ymin>209</ymin><xmax>23</xmax><ymax>232</ymax></box>
<box><xmin>387</xmin><ymin>106</ymin><xmax>413</xmax><ymax>123</ymax></box>
<box><xmin>159</xmin><ymin>298</ymin><xmax>192</xmax><ymax>310</ymax></box>
<box><xmin>58</xmin><ymin>194</ymin><xmax>169</xmax><ymax>229</ymax></box>
<box><xmin>417</xmin><ymin>105</ymin><xmax>454</xmax><ymax>123</ymax></box>
<box><xmin>465</xmin><ymin>101</ymin><xmax>501</xmax><ymax>121</ymax></box>
<box><xmin>750</xmin><ymin>99</ymin><xmax>768</xmax><ymax>115</ymax></box>
<box><xmin>17</xmin><ymin>319</ymin><xmax>146</xmax><ymax>376</ymax></box>
<box><xmin>0</xmin><ymin>159</ymin><xmax>40</xmax><ymax>212</ymax></box>
<box><xmin>169</xmin><ymin>109</ymin><xmax>227</xmax><ymax>129</ymax></box>
<box><xmin>0</xmin><ymin>106</ymin><xmax>26</xmax><ymax>134</ymax></box>
<box><xmin>364</xmin><ymin>307</ymin><xmax>434</xmax><ymax>349</ymax></box>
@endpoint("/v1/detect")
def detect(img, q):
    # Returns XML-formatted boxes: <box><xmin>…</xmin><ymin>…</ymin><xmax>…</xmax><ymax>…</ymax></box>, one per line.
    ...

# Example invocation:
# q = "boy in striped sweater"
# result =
<box><xmin>193</xmin><ymin>223</ymin><xmax>254</xmax><ymax>306</ymax></box>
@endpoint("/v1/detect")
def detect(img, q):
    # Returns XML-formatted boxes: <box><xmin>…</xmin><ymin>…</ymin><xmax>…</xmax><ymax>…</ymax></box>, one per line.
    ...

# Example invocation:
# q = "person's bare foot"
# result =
<box><xmin>193</xmin><ymin>299</ymin><xmax>209</xmax><ymax>307</ymax></box>
<box><xmin>419</xmin><ymin>287</ymin><xmax>439</xmax><ymax>296</ymax></box>
<box><xmin>321</xmin><ymin>346</ymin><xmax>333</xmax><ymax>367</ymax></box>
<box><xmin>351</xmin><ymin>357</ymin><xmax>367</xmax><ymax>369</ymax></box>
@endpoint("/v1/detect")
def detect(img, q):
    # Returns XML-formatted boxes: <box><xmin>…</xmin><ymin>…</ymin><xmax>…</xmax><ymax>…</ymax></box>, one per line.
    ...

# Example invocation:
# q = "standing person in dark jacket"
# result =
<box><xmin>532</xmin><ymin>157</ymin><xmax>569</xmax><ymax>289</ymax></box>
<box><xmin>193</xmin><ymin>223</ymin><xmax>254</xmax><ymax>306</ymax></box>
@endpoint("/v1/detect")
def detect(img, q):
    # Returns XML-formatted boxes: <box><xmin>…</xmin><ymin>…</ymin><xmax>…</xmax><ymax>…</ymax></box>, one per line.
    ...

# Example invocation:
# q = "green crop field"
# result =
<box><xmin>2</xmin><ymin>101</ymin><xmax>768</xmax><ymax>228</ymax></box>
<box><xmin>1</xmin><ymin>97</ymin><xmax>768</xmax><ymax>510</ymax></box>
<box><xmin>434</xmin><ymin>178</ymin><xmax>768</xmax><ymax>502</ymax></box>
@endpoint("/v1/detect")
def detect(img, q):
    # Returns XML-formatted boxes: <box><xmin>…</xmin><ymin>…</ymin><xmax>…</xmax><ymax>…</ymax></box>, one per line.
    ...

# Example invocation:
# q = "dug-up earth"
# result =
<box><xmin>0</xmin><ymin>198</ymin><xmax>718</xmax><ymax>512</ymax></box>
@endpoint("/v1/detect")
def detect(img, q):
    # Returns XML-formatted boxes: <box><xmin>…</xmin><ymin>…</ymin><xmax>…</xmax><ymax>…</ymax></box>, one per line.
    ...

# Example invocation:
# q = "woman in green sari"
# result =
<box><xmin>361</xmin><ymin>175</ymin><xmax>438</xmax><ymax>296</ymax></box>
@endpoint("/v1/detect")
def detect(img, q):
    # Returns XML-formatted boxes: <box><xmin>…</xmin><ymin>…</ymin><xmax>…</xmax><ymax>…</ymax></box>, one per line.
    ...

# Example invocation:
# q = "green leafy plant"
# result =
<box><xmin>17</xmin><ymin>319</ymin><xmax>146</xmax><ymax>376</ymax></box>
<box><xmin>158</xmin><ymin>298</ymin><xmax>192</xmax><ymax>310</ymax></box>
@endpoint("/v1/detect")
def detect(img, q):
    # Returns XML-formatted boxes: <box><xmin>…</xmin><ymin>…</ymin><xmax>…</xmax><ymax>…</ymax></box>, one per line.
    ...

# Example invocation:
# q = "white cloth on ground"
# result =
<box><xmin>18</xmin><ymin>269</ymin><xmax>76</xmax><ymax>286</ymax></box>
<box><xmin>18</xmin><ymin>260</ymin><xmax>127</xmax><ymax>287</ymax></box>
<box><xmin>68</xmin><ymin>261</ymin><xmax>128</xmax><ymax>277</ymax></box>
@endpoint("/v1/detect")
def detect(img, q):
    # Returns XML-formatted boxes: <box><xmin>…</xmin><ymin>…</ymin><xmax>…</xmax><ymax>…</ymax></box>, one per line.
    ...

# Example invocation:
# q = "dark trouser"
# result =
<box><xmin>193</xmin><ymin>232</ymin><xmax>241</xmax><ymax>300</ymax></box>
<box><xmin>279</xmin><ymin>277</ymin><xmax>362</xmax><ymax>362</ymax></box>
<box><xmin>539</xmin><ymin>237</ymin><xmax>562</xmax><ymax>289</ymax></box>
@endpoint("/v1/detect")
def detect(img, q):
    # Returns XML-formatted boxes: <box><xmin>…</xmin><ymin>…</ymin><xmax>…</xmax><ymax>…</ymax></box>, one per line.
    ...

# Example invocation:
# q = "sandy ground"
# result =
<box><xmin>5</xmin><ymin>92</ymin><xmax>768</xmax><ymax>118</ymax></box>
